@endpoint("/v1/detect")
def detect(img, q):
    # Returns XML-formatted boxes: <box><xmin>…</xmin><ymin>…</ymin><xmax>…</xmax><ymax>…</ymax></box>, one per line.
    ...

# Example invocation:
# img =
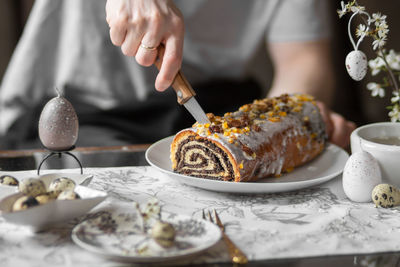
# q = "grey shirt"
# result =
<box><xmin>0</xmin><ymin>0</ymin><xmax>331</xmax><ymax>149</ymax></box>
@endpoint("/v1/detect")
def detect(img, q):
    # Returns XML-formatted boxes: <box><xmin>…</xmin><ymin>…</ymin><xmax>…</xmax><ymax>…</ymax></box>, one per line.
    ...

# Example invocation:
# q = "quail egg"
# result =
<box><xmin>57</xmin><ymin>189</ymin><xmax>80</xmax><ymax>200</ymax></box>
<box><xmin>35</xmin><ymin>192</ymin><xmax>56</xmax><ymax>205</ymax></box>
<box><xmin>19</xmin><ymin>178</ymin><xmax>47</xmax><ymax>197</ymax></box>
<box><xmin>151</xmin><ymin>221</ymin><xmax>176</xmax><ymax>248</ymax></box>
<box><xmin>372</xmin><ymin>184</ymin><xmax>400</xmax><ymax>208</ymax></box>
<box><xmin>12</xmin><ymin>196</ymin><xmax>40</xmax><ymax>211</ymax></box>
<box><xmin>0</xmin><ymin>175</ymin><xmax>19</xmax><ymax>186</ymax></box>
<box><xmin>49</xmin><ymin>177</ymin><xmax>76</xmax><ymax>192</ymax></box>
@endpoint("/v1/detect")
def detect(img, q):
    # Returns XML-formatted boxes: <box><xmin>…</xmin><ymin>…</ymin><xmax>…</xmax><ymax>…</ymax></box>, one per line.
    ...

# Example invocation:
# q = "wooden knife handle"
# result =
<box><xmin>154</xmin><ymin>45</ymin><xmax>196</xmax><ymax>105</ymax></box>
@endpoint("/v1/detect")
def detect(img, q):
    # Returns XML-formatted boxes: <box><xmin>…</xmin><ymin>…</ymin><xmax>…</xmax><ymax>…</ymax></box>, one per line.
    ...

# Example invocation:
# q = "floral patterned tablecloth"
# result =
<box><xmin>1</xmin><ymin>166</ymin><xmax>400</xmax><ymax>266</ymax></box>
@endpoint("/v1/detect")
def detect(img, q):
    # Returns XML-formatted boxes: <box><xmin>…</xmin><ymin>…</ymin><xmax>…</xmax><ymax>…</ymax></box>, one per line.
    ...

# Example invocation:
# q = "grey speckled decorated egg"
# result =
<box><xmin>342</xmin><ymin>151</ymin><xmax>382</xmax><ymax>202</ymax></box>
<box><xmin>38</xmin><ymin>96</ymin><xmax>79</xmax><ymax>151</ymax></box>
<box><xmin>345</xmin><ymin>50</ymin><xmax>368</xmax><ymax>81</ymax></box>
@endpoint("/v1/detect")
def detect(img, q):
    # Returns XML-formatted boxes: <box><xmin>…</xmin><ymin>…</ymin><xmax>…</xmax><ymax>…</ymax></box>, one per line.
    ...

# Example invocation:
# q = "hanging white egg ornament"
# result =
<box><xmin>342</xmin><ymin>150</ymin><xmax>382</xmax><ymax>202</ymax></box>
<box><xmin>345</xmin><ymin>50</ymin><xmax>368</xmax><ymax>81</ymax></box>
<box><xmin>38</xmin><ymin>92</ymin><xmax>79</xmax><ymax>151</ymax></box>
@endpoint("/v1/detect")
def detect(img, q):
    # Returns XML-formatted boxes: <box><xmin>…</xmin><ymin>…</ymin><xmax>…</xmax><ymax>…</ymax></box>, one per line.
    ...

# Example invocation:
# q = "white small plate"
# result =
<box><xmin>146</xmin><ymin>136</ymin><xmax>349</xmax><ymax>193</ymax></box>
<box><xmin>71</xmin><ymin>209</ymin><xmax>221</xmax><ymax>263</ymax></box>
<box><xmin>0</xmin><ymin>186</ymin><xmax>107</xmax><ymax>231</ymax></box>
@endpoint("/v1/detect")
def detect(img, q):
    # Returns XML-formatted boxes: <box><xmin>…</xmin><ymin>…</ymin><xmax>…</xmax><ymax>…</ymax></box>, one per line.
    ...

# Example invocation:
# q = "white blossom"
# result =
<box><xmin>337</xmin><ymin>1</ymin><xmax>347</xmax><ymax>18</ymax></box>
<box><xmin>356</xmin><ymin>24</ymin><xmax>368</xmax><ymax>38</ymax></box>
<box><xmin>370</xmin><ymin>13</ymin><xmax>387</xmax><ymax>24</ymax></box>
<box><xmin>368</xmin><ymin>12</ymin><xmax>389</xmax><ymax>51</ymax></box>
<box><xmin>389</xmin><ymin>105</ymin><xmax>400</xmax><ymax>122</ymax></box>
<box><xmin>367</xmin><ymin>82</ymin><xmax>385</xmax><ymax>98</ymax></box>
<box><xmin>368</xmin><ymin>56</ymin><xmax>385</xmax><ymax>75</ymax></box>
<box><xmin>386</xmin><ymin>49</ymin><xmax>400</xmax><ymax>71</ymax></box>
<box><xmin>377</xmin><ymin>22</ymin><xmax>389</xmax><ymax>38</ymax></box>
<box><xmin>372</xmin><ymin>36</ymin><xmax>387</xmax><ymax>50</ymax></box>
<box><xmin>376</xmin><ymin>22</ymin><xmax>389</xmax><ymax>44</ymax></box>
<box><xmin>350</xmin><ymin>5</ymin><xmax>365</xmax><ymax>13</ymax></box>
<box><xmin>391</xmin><ymin>91</ymin><xmax>400</xmax><ymax>103</ymax></box>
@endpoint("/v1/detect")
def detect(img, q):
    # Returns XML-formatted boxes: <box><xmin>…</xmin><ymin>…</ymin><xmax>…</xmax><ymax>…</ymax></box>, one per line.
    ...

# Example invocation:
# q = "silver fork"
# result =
<box><xmin>202</xmin><ymin>209</ymin><xmax>248</xmax><ymax>265</ymax></box>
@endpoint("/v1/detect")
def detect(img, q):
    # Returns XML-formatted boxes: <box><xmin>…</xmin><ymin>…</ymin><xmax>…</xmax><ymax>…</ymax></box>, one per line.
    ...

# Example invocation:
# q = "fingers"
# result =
<box><xmin>316</xmin><ymin>101</ymin><xmax>333</xmax><ymax>139</ymax></box>
<box><xmin>106</xmin><ymin>0</ymin><xmax>185</xmax><ymax>90</ymax></box>
<box><xmin>316</xmin><ymin>101</ymin><xmax>356</xmax><ymax>148</ymax></box>
<box><xmin>154</xmin><ymin>11</ymin><xmax>184</xmax><ymax>91</ymax></box>
<box><xmin>155</xmin><ymin>37</ymin><xmax>183</xmax><ymax>91</ymax></box>
<box><xmin>106</xmin><ymin>0</ymin><xmax>129</xmax><ymax>46</ymax></box>
<box><xmin>121</xmin><ymin>28</ymin><xmax>142</xmax><ymax>57</ymax></box>
<box><xmin>110</xmin><ymin>21</ymin><xmax>127</xmax><ymax>46</ymax></box>
<box><xmin>329</xmin><ymin>113</ymin><xmax>356</xmax><ymax>148</ymax></box>
<box><xmin>135</xmin><ymin>31</ymin><xmax>163</xmax><ymax>67</ymax></box>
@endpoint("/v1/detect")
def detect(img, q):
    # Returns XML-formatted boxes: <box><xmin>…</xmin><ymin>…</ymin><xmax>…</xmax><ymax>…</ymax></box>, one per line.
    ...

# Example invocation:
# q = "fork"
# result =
<box><xmin>203</xmin><ymin>209</ymin><xmax>248</xmax><ymax>265</ymax></box>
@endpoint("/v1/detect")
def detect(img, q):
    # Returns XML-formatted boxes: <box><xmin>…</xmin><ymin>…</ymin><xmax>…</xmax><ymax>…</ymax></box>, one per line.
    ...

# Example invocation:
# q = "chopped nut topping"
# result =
<box><xmin>228</xmin><ymin>119</ymin><xmax>242</xmax><ymax>128</ymax></box>
<box><xmin>206</xmin><ymin>113</ymin><xmax>215</xmax><ymax>120</ymax></box>
<box><xmin>241</xmin><ymin>144</ymin><xmax>254</xmax><ymax>157</ymax></box>
<box><xmin>268</xmin><ymin>117</ymin><xmax>281</xmax><ymax>122</ymax></box>
<box><xmin>292</xmin><ymin>106</ymin><xmax>302</xmax><ymax>112</ymax></box>
<box><xmin>239</xmin><ymin>104</ymin><xmax>251</xmax><ymax>112</ymax></box>
<box><xmin>239</xmin><ymin>162</ymin><xmax>244</xmax><ymax>169</ymax></box>
<box><xmin>286</xmin><ymin>167</ymin><xmax>294</xmax><ymax>173</ymax></box>
<box><xmin>296</xmin><ymin>142</ymin><xmax>302</xmax><ymax>150</ymax></box>
<box><xmin>252</xmin><ymin>124</ymin><xmax>261</xmax><ymax>132</ymax></box>
<box><xmin>191</xmin><ymin>94</ymin><xmax>317</xmax><ymax>142</ymax></box>
<box><xmin>209</xmin><ymin>125</ymin><xmax>222</xmax><ymax>133</ymax></box>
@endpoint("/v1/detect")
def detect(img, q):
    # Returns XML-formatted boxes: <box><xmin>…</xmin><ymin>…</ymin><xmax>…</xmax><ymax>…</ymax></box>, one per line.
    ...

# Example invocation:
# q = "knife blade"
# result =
<box><xmin>154</xmin><ymin>45</ymin><xmax>210</xmax><ymax>124</ymax></box>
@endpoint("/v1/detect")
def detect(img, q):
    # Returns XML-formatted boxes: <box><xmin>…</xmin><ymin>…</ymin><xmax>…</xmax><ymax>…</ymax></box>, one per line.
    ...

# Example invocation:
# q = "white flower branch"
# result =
<box><xmin>339</xmin><ymin>0</ymin><xmax>400</xmax><ymax>121</ymax></box>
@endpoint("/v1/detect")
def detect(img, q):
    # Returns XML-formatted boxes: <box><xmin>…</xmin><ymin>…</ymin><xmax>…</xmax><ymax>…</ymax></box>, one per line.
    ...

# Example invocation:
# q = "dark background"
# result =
<box><xmin>1</xmin><ymin>1</ymin><xmax>400</xmax><ymax>128</ymax></box>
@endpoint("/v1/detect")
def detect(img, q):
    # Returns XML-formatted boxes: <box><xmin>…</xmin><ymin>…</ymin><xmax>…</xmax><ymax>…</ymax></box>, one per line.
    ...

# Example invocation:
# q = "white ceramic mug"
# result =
<box><xmin>350</xmin><ymin>122</ymin><xmax>400</xmax><ymax>188</ymax></box>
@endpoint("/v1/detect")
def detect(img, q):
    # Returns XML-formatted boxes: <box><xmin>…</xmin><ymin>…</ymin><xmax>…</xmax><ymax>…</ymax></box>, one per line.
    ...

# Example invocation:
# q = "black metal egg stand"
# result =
<box><xmin>37</xmin><ymin>146</ymin><xmax>83</xmax><ymax>175</ymax></box>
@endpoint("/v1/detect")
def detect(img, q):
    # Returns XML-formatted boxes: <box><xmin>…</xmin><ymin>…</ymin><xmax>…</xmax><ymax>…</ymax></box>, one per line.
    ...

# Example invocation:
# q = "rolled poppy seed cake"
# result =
<box><xmin>170</xmin><ymin>94</ymin><xmax>327</xmax><ymax>182</ymax></box>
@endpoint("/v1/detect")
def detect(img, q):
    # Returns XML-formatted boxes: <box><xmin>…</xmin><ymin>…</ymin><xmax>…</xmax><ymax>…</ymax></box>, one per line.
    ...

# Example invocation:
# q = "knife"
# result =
<box><xmin>154</xmin><ymin>45</ymin><xmax>210</xmax><ymax>124</ymax></box>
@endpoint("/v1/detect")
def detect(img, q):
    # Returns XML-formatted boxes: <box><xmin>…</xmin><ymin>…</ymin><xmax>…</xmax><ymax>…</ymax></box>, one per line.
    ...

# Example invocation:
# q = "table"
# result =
<box><xmin>1</xmin><ymin>145</ymin><xmax>400</xmax><ymax>267</ymax></box>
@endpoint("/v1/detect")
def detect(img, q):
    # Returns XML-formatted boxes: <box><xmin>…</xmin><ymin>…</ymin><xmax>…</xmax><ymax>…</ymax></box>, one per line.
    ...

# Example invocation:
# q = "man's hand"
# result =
<box><xmin>267</xmin><ymin>40</ymin><xmax>356</xmax><ymax>148</ymax></box>
<box><xmin>317</xmin><ymin>101</ymin><xmax>356</xmax><ymax>148</ymax></box>
<box><xmin>106</xmin><ymin>0</ymin><xmax>184</xmax><ymax>91</ymax></box>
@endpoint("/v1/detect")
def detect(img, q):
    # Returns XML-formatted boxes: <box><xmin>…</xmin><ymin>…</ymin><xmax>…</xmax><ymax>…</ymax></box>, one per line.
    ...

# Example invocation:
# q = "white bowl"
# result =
<box><xmin>350</xmin><ymin>122</ymin><xmax>400</xmax><ymax>187</ymax></box>
<box><xmin>0</xmin><ymin>185</ymin><xmax>107</xmax><ymax>232</ymax></box>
